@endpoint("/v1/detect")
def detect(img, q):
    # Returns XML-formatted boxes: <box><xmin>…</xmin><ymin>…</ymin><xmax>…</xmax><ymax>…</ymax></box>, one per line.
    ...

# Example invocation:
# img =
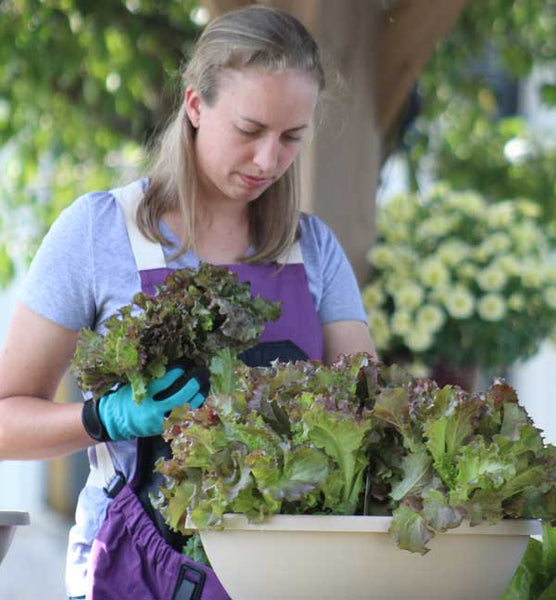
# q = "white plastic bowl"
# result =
<box><xmin>0</xmin><ymin>511</ymin><xmax>30</xmax><ymax>565</ymax></box>
<box><xmin>200</xmin><ymin>514</ymin><xmax>541</xmax><ymax>600</ymax></box>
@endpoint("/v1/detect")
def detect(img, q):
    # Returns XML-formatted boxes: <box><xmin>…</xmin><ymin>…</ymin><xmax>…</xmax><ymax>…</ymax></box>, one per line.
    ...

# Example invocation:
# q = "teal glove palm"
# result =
<box><xmin>97</xmin><ymin>365</ymin><xmax>208</xmax><ymax>441</ymax></box>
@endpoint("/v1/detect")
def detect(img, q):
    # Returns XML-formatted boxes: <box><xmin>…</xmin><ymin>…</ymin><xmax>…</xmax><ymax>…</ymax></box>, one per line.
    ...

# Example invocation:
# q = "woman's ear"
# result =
<box><xmin>184</xmin><ymin>87</ymin><xmax>201</xmax><ymax>128</ymax></box>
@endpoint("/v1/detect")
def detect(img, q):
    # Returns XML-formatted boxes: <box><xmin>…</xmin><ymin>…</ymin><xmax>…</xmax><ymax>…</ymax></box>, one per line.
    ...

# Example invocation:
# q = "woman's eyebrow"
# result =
<box><xmin>239</xmin><ymin>116</ymin><xmax>308</xmax><ymax>132</ymax></box>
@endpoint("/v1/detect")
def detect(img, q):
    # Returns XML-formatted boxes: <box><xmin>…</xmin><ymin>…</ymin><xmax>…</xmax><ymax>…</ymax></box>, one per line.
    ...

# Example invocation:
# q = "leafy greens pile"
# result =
<box><xmin>154</xmin><ymin>350</ymin><xmax>556</xmax><ymax>554</ymax></box>
<box><xmin>71</xmin><ymin>264</ymin><xmax>281</xmax><ymax>403</ymax></box>
<box><xmin>500</xmin><ymin>523</ymin><xmax>556</xmax><ymax>600</ymax></box>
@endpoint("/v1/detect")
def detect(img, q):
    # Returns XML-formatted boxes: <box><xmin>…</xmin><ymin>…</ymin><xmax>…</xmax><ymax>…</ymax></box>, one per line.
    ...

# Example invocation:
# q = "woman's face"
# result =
<box><xmin>186</xmin><ymin>68</ymin><xmax>319</xmax><ymax>208</ymax></box>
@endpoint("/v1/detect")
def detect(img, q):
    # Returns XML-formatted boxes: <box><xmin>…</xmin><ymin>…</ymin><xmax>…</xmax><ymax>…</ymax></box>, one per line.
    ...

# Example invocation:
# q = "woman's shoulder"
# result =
<box><xmin>55</xmin><ymin>187</ymin><xmax>116</xmax><ymax>229</ymax></box>
<box><xmin>298</xmin><ymin>211</ymin><xmax>341</xmax><ymax>255</ymax></box>
<box><xmin>57</xmin><ymin>178</ymin><xmax>146</xmax><ymax>232</ymax></box>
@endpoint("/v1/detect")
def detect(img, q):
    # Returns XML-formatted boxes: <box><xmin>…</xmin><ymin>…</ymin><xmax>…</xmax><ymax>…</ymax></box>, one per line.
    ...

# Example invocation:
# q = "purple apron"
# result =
<box><xmin>86</xmin><ymin>258</ymin><xmax>323</xmax><ymax>599</ymax></box>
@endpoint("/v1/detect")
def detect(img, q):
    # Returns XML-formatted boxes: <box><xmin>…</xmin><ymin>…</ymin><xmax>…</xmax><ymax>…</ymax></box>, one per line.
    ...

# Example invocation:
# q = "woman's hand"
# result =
<box><xmin>87</xmin><ymin>364</ymin><xmax>208</xmax><ymax>441</ymax></box>
<box><xmin>322</xmin><ymin>320</ymin><xmax>377</xmax><ymax>365</ymax></box>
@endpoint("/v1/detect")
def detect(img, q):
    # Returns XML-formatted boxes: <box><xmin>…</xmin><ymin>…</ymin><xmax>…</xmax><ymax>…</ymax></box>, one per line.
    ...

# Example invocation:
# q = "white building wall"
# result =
<box><xmin>511</xmin><ymin>342</ymin><xmax>556</xmax><ymax>444</ymax></box>
<box><xmin>510</xmin><ymin>64</ymin><xmax>556</xmax><ymax>444</ymax></box>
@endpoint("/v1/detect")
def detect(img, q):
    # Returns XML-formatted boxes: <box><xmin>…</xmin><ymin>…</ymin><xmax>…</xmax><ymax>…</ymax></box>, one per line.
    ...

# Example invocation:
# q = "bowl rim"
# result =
<box><xmin>198</xmin><ymin>514</ymin><xmax>542</xmax><ymax>536</ymax></box>
<box><xmin>0</xmin><ymin>511</ymin><xmax>30</xmax><ymax>526</ymax></box>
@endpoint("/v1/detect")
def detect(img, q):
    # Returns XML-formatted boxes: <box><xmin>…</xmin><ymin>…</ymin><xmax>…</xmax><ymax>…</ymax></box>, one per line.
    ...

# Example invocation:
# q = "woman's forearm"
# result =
<box><xmin>0</xmin><ymin>397</ymin><xmax>94</xmax><ymax>460</ymax></box>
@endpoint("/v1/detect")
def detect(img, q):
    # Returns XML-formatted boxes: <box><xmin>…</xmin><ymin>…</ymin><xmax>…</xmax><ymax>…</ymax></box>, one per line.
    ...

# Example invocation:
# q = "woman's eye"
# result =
<box><xmin>283</xmin><ymin>134</ymin><xmax>302</xmax><ymax>143</ymax></box>
<box><xmin>237</xmin><ymin>128</ymin><xmax>259</xmax><ymax>137</ymax></box>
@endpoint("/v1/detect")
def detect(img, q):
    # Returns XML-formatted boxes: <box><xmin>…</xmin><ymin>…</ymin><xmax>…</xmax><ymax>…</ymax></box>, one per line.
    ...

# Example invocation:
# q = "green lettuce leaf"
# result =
<box><xmin>422</xmin><ymin>488</ymin><xmax>463</xmax><ymax>532</ymax></box>
<box><xmin>72</xmin><ymin>264</ymin><xmax>281</xmax><ymax>402</ymax></box>
<box><xmin>389</xmin><ymin>504</ymin><xmax>434</xmax><ymax>555</ymax></box>
<box><xmin>499</xmin><ymin>523</ymin><xmax>556</xmax><ymax>600</ymax></box>
<box><xmin>389</xmin><ymin>451</ymin><xmax>435</xmax><ymax>502</ymax></box>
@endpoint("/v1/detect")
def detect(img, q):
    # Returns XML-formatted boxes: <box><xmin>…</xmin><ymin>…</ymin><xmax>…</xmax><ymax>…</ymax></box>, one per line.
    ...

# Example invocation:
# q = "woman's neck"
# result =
<box><xmin>163</xmin><ymin>204</ymin><xmax>251</xmax><ymax>264</ymax></box>
<box><xmin>196</xmin><ymin>209</ymin><xmax>251</xmax><ymax>263</ymax></box>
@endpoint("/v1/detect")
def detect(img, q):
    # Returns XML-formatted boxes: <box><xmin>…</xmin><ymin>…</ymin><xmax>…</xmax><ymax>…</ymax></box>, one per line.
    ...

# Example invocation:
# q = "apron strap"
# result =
<box><xmin>276</xmin><ymin>240</ymin><xmax>303</xmax><ymax>264</ymax></box>
<box><xmin>112</xmin><ymin>180</ymin><xmax>167</xmax><ymax>270</ymax></box>
<box><xmin>88</xmin><ymin>443</ymin><xmax>126</xmax><ymax>498</ymax></box>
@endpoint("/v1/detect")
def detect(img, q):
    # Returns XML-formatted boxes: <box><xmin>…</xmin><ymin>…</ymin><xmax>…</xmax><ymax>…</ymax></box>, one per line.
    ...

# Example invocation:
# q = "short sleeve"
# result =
<box><xmin>18</xmin><ymin>193</ymin><xmax>97</xmax><ymax>330</ymax></box>
<box><xmin>299</xmin><ymin>214</ymin><xmax>367</xmax><ymax>325</ymax></box>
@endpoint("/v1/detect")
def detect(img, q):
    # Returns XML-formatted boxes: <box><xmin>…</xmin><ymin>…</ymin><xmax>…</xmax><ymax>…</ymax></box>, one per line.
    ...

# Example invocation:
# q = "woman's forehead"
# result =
<box><xmin>216</xmin><ymin>67</ymin><xmax>319</xmax><ymax>126</ymax></box>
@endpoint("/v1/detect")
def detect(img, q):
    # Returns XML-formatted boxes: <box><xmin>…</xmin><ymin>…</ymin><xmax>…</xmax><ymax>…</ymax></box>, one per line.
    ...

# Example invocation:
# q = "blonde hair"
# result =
<box><xmin>137</xmin><ymin>5</ymin><xmax>325</xmax><ymax>263</ymax></box>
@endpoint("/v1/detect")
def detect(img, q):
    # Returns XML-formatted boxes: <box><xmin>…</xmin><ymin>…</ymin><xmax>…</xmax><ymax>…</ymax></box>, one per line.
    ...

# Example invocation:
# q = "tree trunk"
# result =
<box><xmin>377</xmin><ymin>0</ymin><xmax>467</xmax><ymax>135</ymax></box>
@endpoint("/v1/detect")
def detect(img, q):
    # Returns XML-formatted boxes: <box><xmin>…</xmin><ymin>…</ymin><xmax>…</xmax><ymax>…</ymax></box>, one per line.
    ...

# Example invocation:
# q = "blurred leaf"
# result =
<box><xmin>540</xmin><ymin>83</ymin><xmax>556</xmax><ymax>106</ymax></box>
<box><xmin>0</xmin><ymin>0</ymin><xmax>203</xmax><ymax>279</ymax></box>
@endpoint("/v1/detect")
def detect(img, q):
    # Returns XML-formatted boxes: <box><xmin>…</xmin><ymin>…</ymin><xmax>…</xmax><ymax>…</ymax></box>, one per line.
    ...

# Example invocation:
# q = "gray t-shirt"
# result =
<box><xmin>18</xmin><ymin>180</ymin><xmax>367</xmax><ymax>595</ymax></box>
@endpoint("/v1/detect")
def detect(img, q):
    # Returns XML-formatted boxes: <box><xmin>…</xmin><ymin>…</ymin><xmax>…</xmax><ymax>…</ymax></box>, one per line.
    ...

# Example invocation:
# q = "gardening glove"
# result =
<box><xmin>81</xmin><ymin>362</ymin><xmax>210</xmax><ymax>442</ymax></box>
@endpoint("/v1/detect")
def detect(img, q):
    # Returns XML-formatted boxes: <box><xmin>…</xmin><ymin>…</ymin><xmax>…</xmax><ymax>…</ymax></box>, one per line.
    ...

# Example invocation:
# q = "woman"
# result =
<box><xmin>0</xmin><ymin>6</ymin><xmax>375</xmax><ymax>599</ymax></box>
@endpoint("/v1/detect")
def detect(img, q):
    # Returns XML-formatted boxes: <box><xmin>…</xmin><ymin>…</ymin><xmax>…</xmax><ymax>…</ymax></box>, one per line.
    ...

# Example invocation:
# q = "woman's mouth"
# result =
<box><xmin>238</xmin><ymin>173</ymin><xmax>272</xmax><ymax>188</ymax></box>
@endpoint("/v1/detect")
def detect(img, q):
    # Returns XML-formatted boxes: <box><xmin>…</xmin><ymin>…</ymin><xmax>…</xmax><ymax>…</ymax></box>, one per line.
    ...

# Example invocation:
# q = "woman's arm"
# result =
<box><xmin>0</xmin><ymin>303</ymin><xmax>95</xmax><ymax>460</ymax></box>
<box><xmin>322</xmin><ymin>320</ymin><xmax>377</xmax><ymax>365</ymax></box>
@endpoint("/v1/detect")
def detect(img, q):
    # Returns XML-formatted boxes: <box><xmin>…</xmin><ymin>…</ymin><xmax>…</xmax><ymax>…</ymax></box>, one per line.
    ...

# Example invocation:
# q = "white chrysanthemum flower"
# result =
<box><xmin>445</xmin><ymin>191</ymin><xmax>486</xmax><ymax>216</ymax></box>
<box><xmin>429</xmin><ymin>284</ymin><xmax>451</xmax><ymax>304</ymax></box>
<box><xmin>516</xmin><ymin>200</ymin><xmax>541</xmax><ymax>218</ymax></box>
<box><xmin>391</xmin><ymin>310</ymin><xmax>413</xmax><ymax>336</ymax></box>
<box><xmin>547</xmin><ymin>263</ymin><xmax>556</xmax><ymax>284</ymax></box>
<box><xmin>367</xmin><ymin>244</ymin><xmax>394</xmax><ymax>268</ymax></box>
<box><xmin>385</xmin><ymin>273</ymin><xmax>409</xmax><ymax>296</ymax></box>
<box><xmin>486</xmin><ymin>202</ymin><xmax>516</xmax><ymax>228</ymax></box>
<box><xmin>380</xmin><ymin>194</ymin><xmax>419</xmax><ymax>226</ymax></box>
<box><xmin>457</xmin><ymin>263</ymin><xmax>478</xmax><ymax>281</ymax></box>
<box><xmin>416</xmin><ymin>304</ymin><xmax>446</xmax><ymax>333</ymax></box>
<box><xmin>367</xmin><ymin>309</ymin><xmax>391</xmax><ymax>349</ymax></box>
<box><xmin>481</xmin><ymin>232</ymin><xmax>512</xmax><ymax>256</ymax></box>
<box><xmin>419</xmin><ymin>257</ymin><xmax>450</xmax><ymax>288</ymax></box>
<box><xmin>362</xmin><ymin>284</ymin><xmax>385</xmax><ymax>309</ymax></box>
<box><xmin>497</xmin><ymin>255</ymin><xmax>521</xmax><ymax>277</ymax></box>
<box><xmin>405</xmin><ymin>361</ymin><xmax>431</xmax><ymax>378</ymax></box>
<box><xmin>544</xmin><ymin>287</ymin><xmax>556</xmax><ymax>310</ymax></box>
<box><xmin>476</xmin><ymin>265</ymin><xmax>507</xmax><ymax>292</ymax></box>
<box><xmin>437</xmin><ymin>240</ymin><xmax>470</xmax><ymax>266</ymax></box>
<box><xmin>444</xmin><ymin>286</ymin><xmax>475</xmax><ymax>319</ymax></box>
<box><xmin>394</xmin><ymin>282</ymin><xmax>425</xmax><ymax>311</ymax></box>
<box><xmin>508</xmin><ymin>293</ymin><xmax>526</xmax><ymax>311</ymax></box>
<box><xmin>386</xmin><ymin>223</ymin><xmax>411</xmax><ymax>244</ymax></box>
<box><xmin>416</xmin><ymin>216</ymin><xmax>456</xmax><ymax>240</ymax></box>
<box><xmin>520</xmin><ymin>261</ymin><xmax>543</xmax><ymax>288</ymax></box>
<box><xmin>429</xmin><ymin>182</ymin><xmax>452</xmax><ymax>200</ymax></box>
<box><xmin>390</xmin><ymin>247</ymin><xmax>417</xmax><ymax>276</ymax></box>
<box><xmin>477</xmin><ymin>294</ymin><xmax>507</xmax><ymax>321</ymax></box>
<box><xmin>404</xmin><ymin>328</ymin><xmax>433</xmax><ymax>352</ymax></box>
<box><xmin>512</xmin><ymin>222</ymin><xmax>540</xmax><ymax>252</ymax></box>
<box><xmin>473</xmin><ymin>245</ymin><xmax>491</xmax><ymax>264</ymax></box>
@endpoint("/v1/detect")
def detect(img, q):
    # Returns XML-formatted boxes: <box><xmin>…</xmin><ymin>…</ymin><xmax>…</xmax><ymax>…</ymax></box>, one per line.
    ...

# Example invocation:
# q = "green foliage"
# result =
<box><xmin>404</xmin><ymin>0</ymin><xmax>556</xmax><ymax>224</ymax></box>
<box><xmin>182</xmin><ymin>533</ymin><xmax>210</xmax><ymax>566</ymax></box>
<box><xmin>0</xmin><ymin>0</ymin><xmax>203</xmax><ymax>283</ymax></box>
<box><xmin>414</xmin><ymin>114</ymin><xmax>556</xmax><ymax>224</ymax></box>
<box><xmin>153</xmin><ymin>350</ymin><xmax>556</xmax><ymax>555</ymax></box>
<box><xmin>500</xmin><ymin>523</ymin><xmax>556</xmax><ymax>599</ymax></box>
<box><xmin>71</xmin><ymin>263</ymin><xmax>281</xmax><ymax>402</ymax></box>
<box><xmin>419</xmin><ymin>0</ymin><xmax>556</xmax><ymax>121</ymax></box>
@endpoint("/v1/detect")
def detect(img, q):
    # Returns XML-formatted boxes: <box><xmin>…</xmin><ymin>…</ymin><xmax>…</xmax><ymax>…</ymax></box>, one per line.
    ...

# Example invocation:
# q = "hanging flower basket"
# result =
<box><xmin>362</xmin><ymin>186</ymin><xmax>556</xmax><ymax>379</ymax></box>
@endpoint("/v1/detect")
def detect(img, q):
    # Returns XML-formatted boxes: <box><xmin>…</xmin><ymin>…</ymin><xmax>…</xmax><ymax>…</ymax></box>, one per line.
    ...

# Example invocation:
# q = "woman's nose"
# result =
<box><xmin>253</xmin><ymin>136</ymin><xmax>280</xmax><ymax>174</ymax></box>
